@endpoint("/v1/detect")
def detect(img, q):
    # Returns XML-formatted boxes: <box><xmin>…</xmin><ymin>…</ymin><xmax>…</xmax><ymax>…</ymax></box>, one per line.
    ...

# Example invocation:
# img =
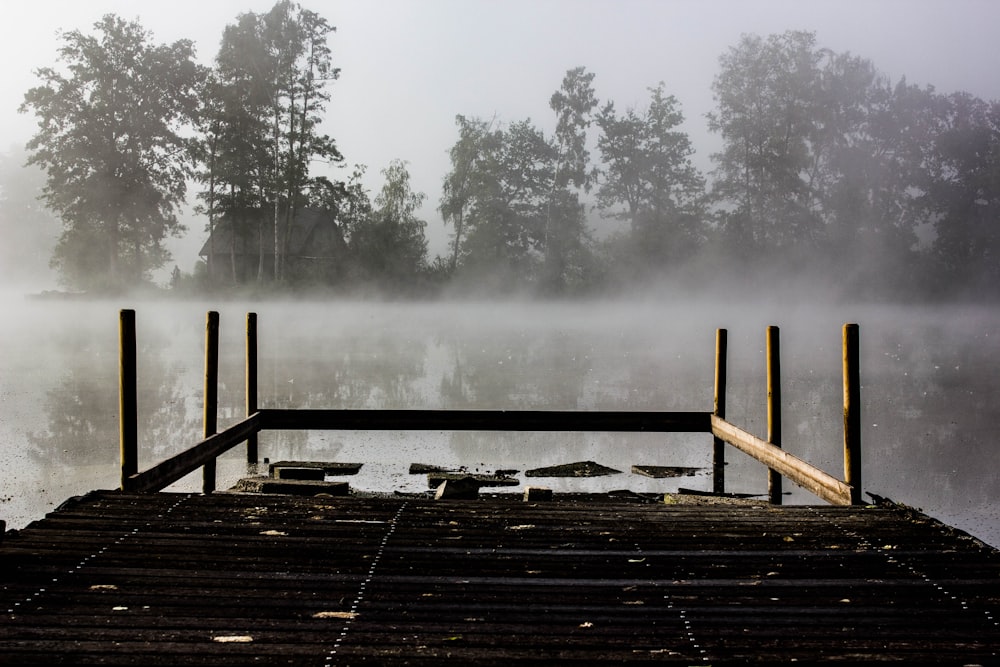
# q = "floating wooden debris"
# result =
<box><xmin>427</xmin><ymin>472</ymin><xmax>520</xmax><ymax>488</ymax></box>
<box><xmin>409</xmin><ymin>463</ymin><xmax>461</xmax><ymax>474</ymax></box>
<box><xmin>677</xmin><ymin>486</ymin><xmax>762</xmax><ymax>498</ymax></box>
<box><xmin>233</xmin><ymin>478</ymin><xmax>350</xmax><ymax>496</ymax></box>
<box><xmin>273</xmin><ymin>466</ymin><xmax>325</xmax><ymax>480</ymax></box>
<box><xmin>266</xmin><ymin>460</ymin><xmax>362</xmax><ymax>476</ymax></box>
<box><xmin>631</xmin><ymin>464</ymin><xmax>704</xmax><ymax>478</ymax></box>
<box><xmin>525</xmin><ymin>460</ymin><xmax>622</xmax><ymax>477</ymax></box>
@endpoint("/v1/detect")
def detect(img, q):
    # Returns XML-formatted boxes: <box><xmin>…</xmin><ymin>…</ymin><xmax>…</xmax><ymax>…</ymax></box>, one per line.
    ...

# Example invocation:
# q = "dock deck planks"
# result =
<box><xmin>1</xmin><ymin>491</ymin><xmax>998</xmax><ymax>664</ymax></box>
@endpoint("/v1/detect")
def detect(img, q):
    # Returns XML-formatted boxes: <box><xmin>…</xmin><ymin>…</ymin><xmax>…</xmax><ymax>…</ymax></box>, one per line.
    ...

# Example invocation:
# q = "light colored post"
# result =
<box><xmin>203</xmin><ymin>311</ymin><xmax>220</xmax><ymax>494</ymax></box>
<box><xmin>767</xmin><ymin>326</ymin><xmax>782</xmax><ymax>504</ymax></box>
<box><xmin>119</xmin><ymin>309</ymin><xmax>138</xmax><ymax>491</ymax></box>
<box><xmin>843</xmin><ymin>323</ymin><xmax>862</xmax><ymax>504</ymax></box>
<box><xmin>246</xmin><ymin>312</ymin><xmax>258</xmax><ymax>464</ymax></box>
<box><xmin>713</xmin><ymin>328</ymin><xmax>728</xmax><ymax>494</ymax></box>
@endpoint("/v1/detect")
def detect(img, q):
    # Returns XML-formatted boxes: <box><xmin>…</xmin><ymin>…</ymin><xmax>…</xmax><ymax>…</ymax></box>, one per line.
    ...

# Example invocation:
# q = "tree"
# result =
<box><xmin>924</xmin><ymin>93</ymin><xmax>1000</xmax><ymax>295</ymax></box>
<box><xmin>457</xmin><ymin>119</ymin><xmax>556</xmax><ymax>289</ymax></box>
<box><xmin>705</xmin><ymin>30</ymin><xmax>943</xmax><ymax>298</ymax></box>
<box><xmin>347</xmin><ymin>160</ymin><xmax>428</xmax><ymax>288</ymax></box>
<box><xmin>440</xmin><ymin>115</ymin><xmax>493</xmax><ymax>272</ymax></box>
<box><xmin>596</xmin><ymin>83</ymin><xmax>705</xmax><ymax>269</ymax></box>
<box><xmin>20</xmin><ymin>15</ymin><xmax>202</xmax><ymax>291</ymax></box>
<box><xmin>707</xmin><ymin>31</ymin><xmax>825</xmax><ymax>252</ymax></box>
<box><xmin>815</xmin><ymin>72</ymin><xmax>936</xmax><ymax>295</ymax></box>
<box><xmin>544</xmin><ymin>67</ymin><xmax>598</xmax><ymax>291</ymax></box>
<box><xmin>195</xmin><ymin>1</ymin><xmax>341</xmax><ymax>287</ymax></box>
<box><xmin>261</xmin><ymin>1</ymin><xmax>341</xmax><ymax>283</ymax></box>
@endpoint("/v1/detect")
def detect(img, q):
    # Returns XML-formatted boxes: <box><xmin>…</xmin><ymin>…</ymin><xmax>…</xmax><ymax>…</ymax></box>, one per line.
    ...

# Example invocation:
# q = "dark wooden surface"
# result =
<box><xmin>1</xmin><ymin>491</ymin><xmax>998</xmax><ymax>665</ymax></box>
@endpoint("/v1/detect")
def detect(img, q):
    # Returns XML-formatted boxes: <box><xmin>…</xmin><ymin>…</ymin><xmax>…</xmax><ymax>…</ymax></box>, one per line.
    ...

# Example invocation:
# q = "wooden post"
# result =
<box><xmin>203</xmin><ymin>311</ymin><xmax>220</xmax><ymax>494</ymax></box>
<box><xmin>713</xmin><ymin>328</ymin><xmax>728</xmax><ymax>494</ymax></box>
<box><xmin>767</xmin><ymin>326</ymin><xmax>782</xmax><ymax>505</ymax></box>
<box><xmin>246</xmin><ymin>312</ymin><xmax>258</xmax><ymax>465</ymax></box>
<box><xmin>843</xmin><ymin>323</ymin><xmax>862</xmax><ymax>504</ymax></box>
<box><xmin>119</xmin><ymin>309</ymin><xmax>138</xmax><ymax>491</ymax></box>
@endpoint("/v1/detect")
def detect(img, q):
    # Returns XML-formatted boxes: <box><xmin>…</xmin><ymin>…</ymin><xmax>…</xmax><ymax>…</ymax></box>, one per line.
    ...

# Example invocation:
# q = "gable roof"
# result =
<box><xmin>198</xmin><ymin>208</ymin><xmax>343</xmax><ymax>258</ymax></box>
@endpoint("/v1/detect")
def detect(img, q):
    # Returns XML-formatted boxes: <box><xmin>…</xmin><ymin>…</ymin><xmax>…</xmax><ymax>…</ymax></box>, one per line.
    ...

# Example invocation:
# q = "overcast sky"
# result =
<box><xmin>3</xmin><ymin>0</ymin><xmax>1000</xmax><ymax>271</ymax></box>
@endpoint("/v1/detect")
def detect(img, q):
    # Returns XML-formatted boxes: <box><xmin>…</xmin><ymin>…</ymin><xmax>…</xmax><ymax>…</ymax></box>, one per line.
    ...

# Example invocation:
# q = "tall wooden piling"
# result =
<box><xmin>767</xmin><ymin>326</ymin><xmax>782</xmax><ymax>504</ymax></box>
<box><xmin>203</xmin><ymin>311</ymin><xmax>220</xmax><ymax>494</ymax></box>
<box><xmin>246</xmin><ymin>312</ymin><xmax>258</xmax><ymax>464</ymax></box>
<box><xmin>119</xmin><ymin>309</ymin><xmax>137</xmax><ymax>491</ymax></box>
<box><xmin>713</xmin><ymin>328</ymin><xmax>728</xmax><ymax>494</ymax></box>
<box><xmin>843</xmin><ymin>323</ymin><xmax>862</xmax><ymax>504</ymax></box>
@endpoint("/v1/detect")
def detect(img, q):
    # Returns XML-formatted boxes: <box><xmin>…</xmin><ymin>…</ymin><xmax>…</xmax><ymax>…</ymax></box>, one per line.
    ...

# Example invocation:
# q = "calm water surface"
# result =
<box><xmin>1</xmin><ymin>295</ymin><xmax>997</xmax><ymax>547</ymax></box>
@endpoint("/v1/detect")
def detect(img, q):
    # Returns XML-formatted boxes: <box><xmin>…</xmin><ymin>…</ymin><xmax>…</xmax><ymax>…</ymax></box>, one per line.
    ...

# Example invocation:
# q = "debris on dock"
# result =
<box><xmin>525</xmin><ymin>460</ymin><xmax>622</xmax><ymax>477</ymax></box>
<box><xmin>408</xmin><ymin>462</ymin><xmax>458</xmax><ymax>474</ymax></box>
<box><xmin>631</xmin><ymin>464</ymin><xmax>704</xmax><ymax>478</ymax></box>
<box><xmin>427</xmin><ymin>471</ymin><xmax>520</xmax><ymax>488</ymax></box>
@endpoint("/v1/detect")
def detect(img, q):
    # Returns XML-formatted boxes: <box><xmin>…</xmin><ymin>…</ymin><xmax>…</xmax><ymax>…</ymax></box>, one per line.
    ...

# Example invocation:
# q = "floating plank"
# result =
<box><xmin>631</xmin><ymin>464</ymin><xmax>703</xmax><ymax>478</ymax></box>
<box><xmin>231</xmin><ymin>478</ymin><xmax>350</xmax><ymax>496</ymax></box>
<box><xmin>525</xmin><ymin>460</ymin><xmax>622</xmax><ymax>477</ymax></box>
<box><xmin>266</xmin><ymin>461</ymin><xmax>363</xmax><ymax>476</ymax></box>
<box><xmin>427</xmin><ymin>473</ymin><xmax>519</xmax><ymax>488</ymax></box>
<box><xmin>273</xmin><ymin>467</ymin><xmax>325</xmax><ymax>481</ymax></box>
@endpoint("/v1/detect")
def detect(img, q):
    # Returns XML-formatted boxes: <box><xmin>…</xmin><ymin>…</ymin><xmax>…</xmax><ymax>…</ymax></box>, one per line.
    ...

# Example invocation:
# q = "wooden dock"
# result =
<box><xmin>1</xmin><ymin>490</ymin><xmax>998</xmax><ymax>664</ymax></box>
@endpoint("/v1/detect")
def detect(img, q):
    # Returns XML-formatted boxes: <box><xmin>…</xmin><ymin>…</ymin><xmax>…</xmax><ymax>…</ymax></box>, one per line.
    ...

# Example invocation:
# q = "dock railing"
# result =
<box><xmin>118</xmin><ymin>310</ymin><xmax>862</xmax><ymax>506</ymax></box>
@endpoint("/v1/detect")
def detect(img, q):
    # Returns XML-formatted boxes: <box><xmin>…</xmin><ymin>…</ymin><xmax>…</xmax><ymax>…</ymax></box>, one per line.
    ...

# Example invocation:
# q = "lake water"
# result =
<box><xmin>1</xmin><ymin>294</ymin><xmax>997</xmax><ymax>547</ymax></box>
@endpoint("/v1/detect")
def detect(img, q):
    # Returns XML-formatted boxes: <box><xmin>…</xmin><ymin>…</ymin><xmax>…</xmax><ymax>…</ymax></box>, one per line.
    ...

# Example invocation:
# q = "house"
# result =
<box><xmin>198</xmin><ymin>208</ymin><xmax>348</xmax><ymax>284</ymax></box>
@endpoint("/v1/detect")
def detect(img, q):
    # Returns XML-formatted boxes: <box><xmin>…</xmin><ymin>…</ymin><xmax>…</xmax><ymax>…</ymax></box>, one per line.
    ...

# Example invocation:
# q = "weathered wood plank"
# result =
<box><xmin>259</xmin><ymin>408</ymin><xmax>712</xmax><ymax>433</ymax></box>
<box><xmin>124</xmin><ymin>414</ymin><xmax>262</xmax><ymax>492</ymax></box>
<box><xmin>711</xmin><ymin>415</ymin><xmax>854</xmax><ymax>505</ymax></box>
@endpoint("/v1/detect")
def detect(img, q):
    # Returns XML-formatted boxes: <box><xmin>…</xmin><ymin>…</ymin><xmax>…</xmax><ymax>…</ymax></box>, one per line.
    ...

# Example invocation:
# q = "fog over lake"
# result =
<box><xmin>1</xmin><ymin>294</ymin><xmax>996</xmax><ymax>548</ymax></box>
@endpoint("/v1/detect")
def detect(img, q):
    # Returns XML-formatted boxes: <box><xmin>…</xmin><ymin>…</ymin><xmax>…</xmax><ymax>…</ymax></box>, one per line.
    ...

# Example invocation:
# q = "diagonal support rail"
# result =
<box><xmin>710</xmin><ymin>415</ymin><xmax>853</xmax><ymax>505</ymax></box>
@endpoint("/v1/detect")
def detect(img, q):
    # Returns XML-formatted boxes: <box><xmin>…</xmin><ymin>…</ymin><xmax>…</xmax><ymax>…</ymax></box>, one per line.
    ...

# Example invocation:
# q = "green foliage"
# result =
<box><xmin>348</xmin><ymin>160</ymin><xmax>428</xmax><ymax>289</ymax></box>
<box><xmin>924</xmin><ymin>94</ymin><xmax>1000</xmax><ymax>294</ymax></box>
<box><xmin>708</xmin><ymin>31</ymin><xmax>825</xmax><ymax>250</ymax></box>
<box><xmin>596</xmin><ymin>83</ymin><xmax>706</xmax><ymax>273</ymax></box>
<box><xmin>20</xmin><ymin>14</ymin><xmax>202</xmax><ymax>291</ymax></box>
<box><xmin>195</xmin><ymin>1</ymin><xmax>342</xmax><ymax>287</ymax></box>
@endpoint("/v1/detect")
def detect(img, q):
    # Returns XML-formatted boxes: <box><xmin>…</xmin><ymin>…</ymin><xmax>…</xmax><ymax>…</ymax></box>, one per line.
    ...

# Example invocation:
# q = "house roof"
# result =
<box><xmin>198</xmin><ymin>208</ymin><xmax>343</xmax><ymax>258</ymax></box>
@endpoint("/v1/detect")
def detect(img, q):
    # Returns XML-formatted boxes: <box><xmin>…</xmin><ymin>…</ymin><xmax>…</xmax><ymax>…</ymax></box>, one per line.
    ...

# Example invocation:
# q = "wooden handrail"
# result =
<box><xmin>710</xmin><ymin>414</ymin><xmax>854</xmax><ymax>506</ymax></box>
<box><xmin>258</xmin><ymin>408</ymin><xmax>711</xmax><ymax>433</ymax></box>
<box><xmin>124</xmin><ymin>413</ymin><xmax>262</xmax><ymax>493</ymax></box>
<box><xmin>118</xmin><ymin>311</ymin><xmax>862</xmax><ymax>505</ymax></box>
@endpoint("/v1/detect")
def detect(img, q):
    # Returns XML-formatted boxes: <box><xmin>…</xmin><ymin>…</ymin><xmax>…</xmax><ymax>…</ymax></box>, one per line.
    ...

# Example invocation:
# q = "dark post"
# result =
<box><xmin>843</xmin><ymin>323</ymin><xmax>862</xmax><ymax>504</ymax></box>
<box><xmin>246</xmin><ymin>312</ymin><xmax>258</xmax><ymax>464</ymax></box>
<box><xmin>119</xmin><ymin>309</ymin><xmax>138</xmax><ymax>491</ymax></box>
<box><xmin>713</xmin><ymin>328</ymin><xmax>728</xmax><ymax>494</ymax></box>
<box><xmin>767</xmin><ymin>326</ymin><xmax>782</xmax><ymax>505</ymax></box>
<box><xmin>203</xmin><ymin>311</ymin><xmax>220</xmax><ymax>494</ymax></box>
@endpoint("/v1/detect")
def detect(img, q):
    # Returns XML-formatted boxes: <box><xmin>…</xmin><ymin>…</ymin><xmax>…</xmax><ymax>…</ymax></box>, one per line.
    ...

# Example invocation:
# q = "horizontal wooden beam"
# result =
<box><xmin>125</xmin><ymin>414</ymin><xmax>262</xmax><ymax>493</ymax></box>
<box><xmin>711</xmin><ymin>415</ymin><xmax>853</xmax><ymax>506</ymax></box>
<box><xmin>258</xmin><ymin>409</ymin><xmax>712</xmax><ymax>433</ymax></box>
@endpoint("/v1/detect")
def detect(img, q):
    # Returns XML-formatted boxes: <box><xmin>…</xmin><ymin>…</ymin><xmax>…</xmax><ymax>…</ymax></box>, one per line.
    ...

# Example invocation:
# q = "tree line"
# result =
<box><xmin>14</xmin><ymin>6</ymin><xmax>1000</xmax><ymax>300</ymax></box>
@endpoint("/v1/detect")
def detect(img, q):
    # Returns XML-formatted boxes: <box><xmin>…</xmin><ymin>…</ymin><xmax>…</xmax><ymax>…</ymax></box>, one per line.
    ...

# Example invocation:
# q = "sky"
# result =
<box><xmin>3</xmin><ymin>0</ymin><xmax>1000</xmax><ymax>276</ymax></box>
